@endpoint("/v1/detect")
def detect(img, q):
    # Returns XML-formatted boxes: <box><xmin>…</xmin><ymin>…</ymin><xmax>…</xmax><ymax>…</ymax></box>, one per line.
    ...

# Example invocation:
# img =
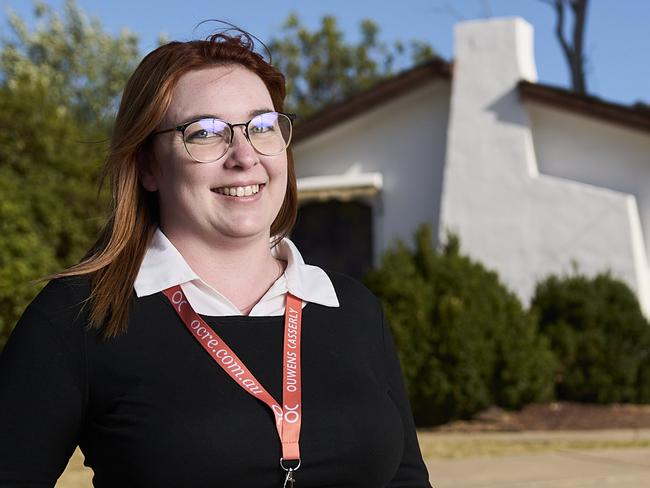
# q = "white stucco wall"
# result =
<box><xmin>528</xmin><ymin>103</ymin><xmax>650</xmax><ymax>261</ymax></box>
<box><xmin>439</xmin><ymin>17</ymin><xmax>650</xmax><ymax>313</ymax></box>
<box><xmin>293</xmin><ymin>80</ymin><xmax>451</xmax><ymax>264</ymax></box>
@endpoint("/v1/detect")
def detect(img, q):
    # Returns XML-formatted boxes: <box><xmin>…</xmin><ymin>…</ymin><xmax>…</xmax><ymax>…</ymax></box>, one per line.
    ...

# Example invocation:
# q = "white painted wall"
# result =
<box><xmin>293</xmin><ymin>80</ymin><xmax>451</xmax><ymax>264</ymax></box>
<box><xmin>439</xmin><ymin>17</ymin><xmax>650</xmax><ymax>313</ymax></box>
<box><xmin>528</xmin><ymin>104</ymin><xmax>650</xmax><ymax>261</ymax></box>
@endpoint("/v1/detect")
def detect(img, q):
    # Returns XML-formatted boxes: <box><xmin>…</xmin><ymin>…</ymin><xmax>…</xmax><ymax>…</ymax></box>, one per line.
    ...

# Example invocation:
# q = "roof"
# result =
<box><xmin>519</xmin><ymin>81</ymin><xmax>650</xmax><ymax>134</ymax></box>
<box><xmin>291</xmin><ymin>59</ymin><xmax>650</xmax><ymax>143</ymax></box>
<box><xmin>292</xmin><ymin>57</ymin><xmax>452</xmax><ymax>143</ymax></box>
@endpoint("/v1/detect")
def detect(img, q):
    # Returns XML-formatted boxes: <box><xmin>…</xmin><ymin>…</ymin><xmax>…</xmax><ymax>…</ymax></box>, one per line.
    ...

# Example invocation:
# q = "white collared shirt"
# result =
<box><xmin>134</xmin><ymin>228</ymin><xmax>340</xmax><ymax>316</ymax></box>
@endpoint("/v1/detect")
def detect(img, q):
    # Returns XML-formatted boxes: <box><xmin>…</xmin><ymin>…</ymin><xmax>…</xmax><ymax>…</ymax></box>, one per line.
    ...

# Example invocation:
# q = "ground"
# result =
<box><xmin>433</xmin><ymin>401</ymin><xmax>650</xmax><ymax>432</ymax></box>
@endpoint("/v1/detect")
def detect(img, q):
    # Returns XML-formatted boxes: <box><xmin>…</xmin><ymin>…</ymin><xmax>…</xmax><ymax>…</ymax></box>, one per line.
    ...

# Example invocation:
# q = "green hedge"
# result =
<box><xmin>365</xmin><ymin>225</ymin><xmax>555</xmax><ymax>425</ymax></box>
<box><xmin>531</xmin><ymin>272</ymin><xmax>650</xmax><ymax>403</ymax></box>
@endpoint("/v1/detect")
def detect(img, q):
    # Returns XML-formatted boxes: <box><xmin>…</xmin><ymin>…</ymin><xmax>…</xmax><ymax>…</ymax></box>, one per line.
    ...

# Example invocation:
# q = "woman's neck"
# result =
<box><xmin>161</xmin><ymin>227</ymin><xmax>286</xmax><ymax>315</ymax></box>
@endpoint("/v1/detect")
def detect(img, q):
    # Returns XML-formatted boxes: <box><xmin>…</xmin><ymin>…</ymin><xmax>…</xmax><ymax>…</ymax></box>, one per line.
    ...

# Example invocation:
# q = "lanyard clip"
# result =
<box><xmin>282</xmin><ymin>468</ymin><xmax>296</xmax><ymax>488</ymax></box>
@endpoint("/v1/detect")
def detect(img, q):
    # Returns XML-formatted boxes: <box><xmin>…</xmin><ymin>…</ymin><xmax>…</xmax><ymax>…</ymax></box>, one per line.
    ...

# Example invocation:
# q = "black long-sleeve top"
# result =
<box><xmin>0</xmin><ymin>272</ymin><xmax>432</xmax><ymax>487</ymax></box>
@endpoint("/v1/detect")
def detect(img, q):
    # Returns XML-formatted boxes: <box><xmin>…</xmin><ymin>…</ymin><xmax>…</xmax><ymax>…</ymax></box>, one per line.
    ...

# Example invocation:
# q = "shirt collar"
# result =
<box><xmin>134</xmin><ymin>228</ymin><xmax>339</xmax><ymax>308</ymax></box>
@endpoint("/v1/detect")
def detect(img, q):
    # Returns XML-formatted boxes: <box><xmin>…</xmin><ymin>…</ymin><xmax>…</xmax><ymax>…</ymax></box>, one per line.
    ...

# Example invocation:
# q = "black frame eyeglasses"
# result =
<box><xmin>151</xmin><ymin>111</ymin><xmax>297</xmax><ymax>163</ymax></box>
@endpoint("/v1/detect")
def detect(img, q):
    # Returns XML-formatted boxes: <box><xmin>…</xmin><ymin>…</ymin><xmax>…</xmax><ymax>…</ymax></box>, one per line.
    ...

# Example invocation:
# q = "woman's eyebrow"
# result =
<box><xmin>177</xmin><ymin>114</ymin><xmax>217</xmax><ymax>125</ymax></box>
<box><xmin>248</xmin><ymin>108</ymin><xmax>274</xmax><ymax>117</ymax></box>
<box><xmin>179</xmin><ymin>108</ymin><xmax>275</xmax><ymax>125</ymax></box>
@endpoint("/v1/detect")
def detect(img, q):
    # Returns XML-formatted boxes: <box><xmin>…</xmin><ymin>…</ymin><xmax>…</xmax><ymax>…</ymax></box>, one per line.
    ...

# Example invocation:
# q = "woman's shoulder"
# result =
<box><xmin>25</xmin><ymin>274</ymin><xmax>93</xmax><ymax>325</ymax></box>
<box><xmin>4</xmin><ymin>275</ymin><xmax>93</xmax><ymax>364</ymax></box>
<box><xmin>320</xmin><ymin>269</ymin><xmax>382</xmax><ymax>311</ymax></box>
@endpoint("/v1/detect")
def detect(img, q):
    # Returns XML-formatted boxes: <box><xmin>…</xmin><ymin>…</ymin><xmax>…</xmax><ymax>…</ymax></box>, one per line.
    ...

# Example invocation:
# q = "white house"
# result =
<box><xmin>290</xmin><ymin>17</ymin><xmax>650</xmax><ymax>314</ymax></box>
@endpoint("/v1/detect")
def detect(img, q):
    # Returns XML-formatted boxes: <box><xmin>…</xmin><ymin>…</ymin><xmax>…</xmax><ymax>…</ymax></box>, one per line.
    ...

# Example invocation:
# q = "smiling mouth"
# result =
<box><xmin>212</xmin><ymin>183</ymin><xmax>264</xmax><ymax>197</ymax></box>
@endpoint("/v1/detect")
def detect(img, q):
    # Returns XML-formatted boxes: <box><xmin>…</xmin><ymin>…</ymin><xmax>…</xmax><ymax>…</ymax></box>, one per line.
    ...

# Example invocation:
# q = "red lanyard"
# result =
<box><xmin>163</xmin><ymin>285</ymin><xmax>303</xmax><ymax>469</ymax></box>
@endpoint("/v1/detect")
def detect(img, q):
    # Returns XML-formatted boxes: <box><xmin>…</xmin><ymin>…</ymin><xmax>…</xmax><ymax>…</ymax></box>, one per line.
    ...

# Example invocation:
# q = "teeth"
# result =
<box><xmin>216</xmin><ymin>184</ymin><xmax>260</xmax><ymax>197</ymax></box>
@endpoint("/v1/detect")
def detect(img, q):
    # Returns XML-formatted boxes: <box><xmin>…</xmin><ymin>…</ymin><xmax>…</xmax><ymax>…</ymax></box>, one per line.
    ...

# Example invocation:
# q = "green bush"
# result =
<box><xmin>531</xmin><ymin>272</ymin><xmax>650</xmax><ymax>403</ymax></box>
<box><xmin>365</xmin><ymin>224</ymin><xmax>555</xmax><ymax>425</ymax></box>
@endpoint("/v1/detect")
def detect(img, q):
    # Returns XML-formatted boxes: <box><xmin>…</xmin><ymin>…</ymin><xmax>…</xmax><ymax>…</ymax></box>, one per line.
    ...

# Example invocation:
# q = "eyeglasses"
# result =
<box><xmin>152</xmin><ymin>111</ymin><xmax>296</xmax><ymax>163</ymax></box>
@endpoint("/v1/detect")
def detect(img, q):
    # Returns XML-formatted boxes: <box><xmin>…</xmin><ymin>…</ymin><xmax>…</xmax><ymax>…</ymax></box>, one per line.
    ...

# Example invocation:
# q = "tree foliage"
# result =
<box><xmin>531</xmin><ymin>271</ymin><xmax>650</xmax><ymax>403</ymax></box>
<box><xmin>268</xmin><ymin>13</ymin><xmax>436</xmax><ymax>116</ymax></box>
<box><xmin>365</xmin><ymin>225</ymin><xmax>556</xmax><ymax>425</ymax></box>
<box><xmin>1</xmin><ymin>0</ymin><xmax>139</xmax><ymax>123</ymax></box>
<box><xmin>0</xmin><ymin>0</ymin><xmax>141</xmax><ymax>349</ymax></box>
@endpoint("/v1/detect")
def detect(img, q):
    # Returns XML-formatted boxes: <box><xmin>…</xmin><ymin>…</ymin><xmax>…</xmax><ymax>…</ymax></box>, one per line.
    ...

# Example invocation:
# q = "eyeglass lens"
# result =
<box><xmin>182</xmin><ymin>112</ymin><xmax>292</xmax><ymax>163</ymax></box>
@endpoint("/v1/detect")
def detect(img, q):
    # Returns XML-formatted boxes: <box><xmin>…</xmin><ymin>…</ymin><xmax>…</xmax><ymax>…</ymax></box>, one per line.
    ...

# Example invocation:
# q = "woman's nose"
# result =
<box><xmin>223</xmin><ymin>126</ymin><xmax>258</xmax><ymax>169</ymax></box>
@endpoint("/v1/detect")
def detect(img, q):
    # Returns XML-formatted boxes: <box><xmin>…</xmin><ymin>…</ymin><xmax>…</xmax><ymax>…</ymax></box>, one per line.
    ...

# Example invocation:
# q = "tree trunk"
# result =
<box><xmin>542</xmin><ymin>0</ymin><xmax>589</xmax><ymax>95</ymax></box>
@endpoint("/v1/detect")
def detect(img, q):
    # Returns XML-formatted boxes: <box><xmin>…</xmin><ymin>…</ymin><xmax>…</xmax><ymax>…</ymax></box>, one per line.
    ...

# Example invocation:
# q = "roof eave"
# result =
<box><xmin>292</xmin><ymin>58</ymin><xmax>452</xmax><ymax>144</ymax></box>
<box><xmin>518</xmin><ymin>81</ymin><xmax>650</xmax><ymax>134</ymax></box>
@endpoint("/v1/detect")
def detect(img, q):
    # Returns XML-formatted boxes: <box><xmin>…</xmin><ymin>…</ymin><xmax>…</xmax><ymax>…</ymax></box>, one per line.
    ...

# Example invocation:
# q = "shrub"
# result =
<box><xmin>531</xmin><ymin>272</ymin><xmax>650</xmax><ymax>403</ymax></box>
<box><xmin>365</xmin><ymin>224</ymin><xmax>555</xmax><ymax>425</ymax></box>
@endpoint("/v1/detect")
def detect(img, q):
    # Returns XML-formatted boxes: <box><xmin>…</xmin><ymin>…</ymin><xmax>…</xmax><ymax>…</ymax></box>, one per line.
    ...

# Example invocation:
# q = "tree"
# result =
<box><xmin>0</xmin><ymin>0</ymin><xmax>141</xmax><ymax>349</ymax></box>
<box><xmin>268</xmin><ymin>13</ymin><xmax>436</xmax><ymax>116</ymax></box>
<box><xmin>1</xmin><ymin>0</ymin><xmax>139</xmax><ymax>124</ymax></box>
<box><xmin>539</xmin><ymin>0</ymin><xmax>589</xmax><ymax>95</ymax></box>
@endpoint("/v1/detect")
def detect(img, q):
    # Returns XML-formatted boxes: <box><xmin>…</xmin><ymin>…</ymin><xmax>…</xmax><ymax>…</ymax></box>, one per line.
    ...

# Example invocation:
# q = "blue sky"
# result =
<box><xmin>0</xmin><ymin>0</ymin><xmax>648</xmax><ymax>106</ymax></box>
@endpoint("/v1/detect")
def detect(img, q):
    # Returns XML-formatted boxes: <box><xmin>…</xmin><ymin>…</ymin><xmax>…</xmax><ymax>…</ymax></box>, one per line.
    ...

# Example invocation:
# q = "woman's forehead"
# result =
<box><xmin>166</xmin><ymin>65</ymin><xmax>273</xmax><ymax>122</ymax></box>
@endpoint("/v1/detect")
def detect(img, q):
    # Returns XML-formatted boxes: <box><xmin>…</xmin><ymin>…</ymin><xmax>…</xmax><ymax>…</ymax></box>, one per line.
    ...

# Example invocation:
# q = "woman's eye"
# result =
<box><xmin>250</xmin><ymin>123</ymin><xmax>274</xmax><ymax>134</ymax></box>
<box><xmin>186</xmin><ymin>129</ymin><xmax>207</xmax><ymax>140</ymax></box>
<box><xmin>186</xmin><ymin>130</ymin><xmax>220</xmax><ymax>142</ymax></box>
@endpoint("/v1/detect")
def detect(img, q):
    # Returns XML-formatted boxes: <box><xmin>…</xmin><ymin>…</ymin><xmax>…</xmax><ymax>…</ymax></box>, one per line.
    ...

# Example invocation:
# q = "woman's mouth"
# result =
<box><xmin>212</xmin><ymin>183</ymin><xmax>264</xmax><ymax>197</ymax></box>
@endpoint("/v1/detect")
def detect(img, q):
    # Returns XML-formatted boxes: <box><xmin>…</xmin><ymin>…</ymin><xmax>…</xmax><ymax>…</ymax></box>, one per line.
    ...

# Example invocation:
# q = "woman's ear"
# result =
<box><xmin>137</xmin><ymin>149</ymin><xmax>159</xmax><ymax>192</ymax></box>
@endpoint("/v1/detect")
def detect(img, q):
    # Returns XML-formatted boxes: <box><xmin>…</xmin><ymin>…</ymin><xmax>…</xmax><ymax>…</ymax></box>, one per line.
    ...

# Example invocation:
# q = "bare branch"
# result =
<box><xmin>431</xmin><ymin>1</ymin><xmax>466</xmax><ymax>21</ymax></box>
<box><xmin>553</xmin><ymin>0</ymin><xmax>572</xmax><ymax>61</ymax></box>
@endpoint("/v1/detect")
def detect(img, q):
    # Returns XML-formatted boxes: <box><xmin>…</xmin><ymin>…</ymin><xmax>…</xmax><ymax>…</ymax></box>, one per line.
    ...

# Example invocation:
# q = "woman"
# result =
<box><xmin>0</xmin><ymin>31</ymin><xmax>432</xmax><ymax>487</ymax></box>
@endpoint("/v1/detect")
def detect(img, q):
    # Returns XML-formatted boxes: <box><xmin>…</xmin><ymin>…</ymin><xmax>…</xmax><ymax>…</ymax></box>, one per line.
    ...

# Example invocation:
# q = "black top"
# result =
<box><xmin>0</xmin><ymin>272</ymin><xmax>431</xmax><ymax>487</ymax></box>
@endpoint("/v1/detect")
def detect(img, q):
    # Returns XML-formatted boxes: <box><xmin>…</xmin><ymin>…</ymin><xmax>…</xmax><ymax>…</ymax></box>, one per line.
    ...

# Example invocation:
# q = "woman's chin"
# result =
<box><xmin>209</xmin><ymin>223</ymin><xmax>270</xmax><ymax>242</ymax></box>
